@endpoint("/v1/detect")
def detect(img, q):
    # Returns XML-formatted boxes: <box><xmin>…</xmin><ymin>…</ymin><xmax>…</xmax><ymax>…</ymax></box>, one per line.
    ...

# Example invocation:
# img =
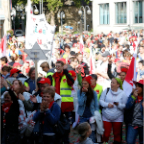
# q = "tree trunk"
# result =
<box><xmin>50</xmin><ymin>10</ymin><xmax>55</xmax><ymax>26</ymax></box>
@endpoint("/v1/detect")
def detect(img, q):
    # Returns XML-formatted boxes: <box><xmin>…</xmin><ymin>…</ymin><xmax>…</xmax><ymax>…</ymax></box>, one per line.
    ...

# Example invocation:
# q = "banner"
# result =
<box><xmin>25</xmin><ymin>0</ymin><xmax>55</xmax><ymax>51</ymax></box>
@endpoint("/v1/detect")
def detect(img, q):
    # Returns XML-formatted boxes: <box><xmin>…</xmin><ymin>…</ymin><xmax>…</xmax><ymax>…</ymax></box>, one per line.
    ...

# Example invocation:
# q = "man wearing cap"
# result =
<box><xmin>7</xmin><ymin>68</ymin><xmax>27</xmax><ymax>85</ymax></box>
<box><xmin>28</xmin><ymin>78</ymin><xmax>61</xmax><ymax>108</ymax></box>
<box><xmin>40</xmin><ymin>62</ymin><xmax>55</xmax><ymax>84</ymax></box>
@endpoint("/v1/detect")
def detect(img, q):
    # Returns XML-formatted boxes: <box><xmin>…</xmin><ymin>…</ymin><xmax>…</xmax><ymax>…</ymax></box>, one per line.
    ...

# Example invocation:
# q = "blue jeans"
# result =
<box><xmin>127</xmin><ymin>125</ymin><xmax>143</xmax><ymax>144</ymax></box>
<box><xmin>79</xmin><ymin>117</ymin><xmax>96</xmax><ymax>143</ymax></box>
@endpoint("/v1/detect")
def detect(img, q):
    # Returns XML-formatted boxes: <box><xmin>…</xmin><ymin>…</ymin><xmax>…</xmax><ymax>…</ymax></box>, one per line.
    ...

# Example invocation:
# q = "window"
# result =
<box><xmin>134</xmin><ymin>1</ymin><xmax>143</xmax><ymax>23</ymax></box>
<box><xmin>115</xmin><ymin>2</ymin><xmax>127</xmax><ymax>24</ymax></box>
<box><xmin>99</xmin><ymin>4</ymin><xmax>109</xmax><ymax>25</ymax></box>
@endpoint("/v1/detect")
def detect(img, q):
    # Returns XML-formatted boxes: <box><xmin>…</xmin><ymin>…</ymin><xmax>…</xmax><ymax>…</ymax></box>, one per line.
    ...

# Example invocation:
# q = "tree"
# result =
<box><xmin>12</xmin><ymin>0</ymin><xmax>27</xmax><ymax>8</ymax></box>
<box><xmin>31</xmin><ymin>0</ymin><xmax>90</xmax><ymax>25</ymax></box>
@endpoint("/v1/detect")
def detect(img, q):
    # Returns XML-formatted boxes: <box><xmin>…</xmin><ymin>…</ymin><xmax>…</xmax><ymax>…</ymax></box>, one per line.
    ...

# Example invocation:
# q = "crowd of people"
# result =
<box><xmin>0</xmin><ymin>29</ymin><xmax>144</xmax><ymax>144</ymax></box>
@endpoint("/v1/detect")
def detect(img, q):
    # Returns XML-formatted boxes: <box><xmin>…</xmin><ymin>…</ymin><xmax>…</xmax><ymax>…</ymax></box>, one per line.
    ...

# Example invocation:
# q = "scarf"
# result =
<box><xmin>136</xmin><ymin>96</ymin><xmax>143</xmax><ymax>103</ymax></box>
<box><xmin>2</xmin><ymin>102</ymin><xmax>12</xmax><ymax>113</ymax></box>
<box><xmin>49</xmin><ymin>101</ymin><xmax>54</xmax><ymax>109</ymax></box>
<box><xmin>53</xmin><ymin>72</ymin><xmax>64</xmax><ymax>95</ymax></box>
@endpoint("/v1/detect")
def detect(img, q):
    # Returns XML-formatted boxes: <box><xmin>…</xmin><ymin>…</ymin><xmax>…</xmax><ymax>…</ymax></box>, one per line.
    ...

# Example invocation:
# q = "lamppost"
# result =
<box><xmin>78</xmin><ymin>6</ymin><xmax>91</xmax><ymax>31</ymax></box>
<box><xmin>33</xmin><ymin>5</ymin><xmax>39</xmax><ymax>14</ymax></box>
<box><xmin>87</xmin><ymin>25</ymin><xmax>89</xmax><ymax>31</ymax></box>
<box><xmin>21</xmin><ymin>11</ymin><xmax>25</xmax><ymax>34</ymax></box>
<box><xmin>11</xmin><ymin>8</ymin><xmax>16</xmax><ymax>34</ymax></box>
<box><xmin>57</xmin><ymin>11</ymin><xmax>65</xmax><ymax>35</ymax></box>
<box><xmin>77</xmin><ymin>21</ymin><xmax>80</xmax><ymax>31</ymax></box>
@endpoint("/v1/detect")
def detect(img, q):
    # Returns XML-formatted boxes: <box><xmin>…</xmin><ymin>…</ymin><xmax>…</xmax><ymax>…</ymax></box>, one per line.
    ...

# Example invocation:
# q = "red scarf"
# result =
<box><xmin>49</xmin><ymin>101</ymin><xmax>54</xmax><ymax>109</ymax></box>
<box><xmin>2</xmin><ymin>102</ymin><xmax>12</xmax><ymax>113</ymax></box>
<box><xmin>136</xmin><ymin>96</ymin><xmax>143</xmax><ymax>103</ymax></box>
<box><xmin>53</xmin><ymin>72</ymin><xmax>64</xmax><ymax>95</ymax></box>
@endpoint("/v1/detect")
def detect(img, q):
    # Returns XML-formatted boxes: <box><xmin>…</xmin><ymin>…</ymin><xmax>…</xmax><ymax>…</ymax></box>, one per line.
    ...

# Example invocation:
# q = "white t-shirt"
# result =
<box><xmin>96</xmin><ymin>61</ymin><xmax>115</xmax><ymax>90</ymax></box>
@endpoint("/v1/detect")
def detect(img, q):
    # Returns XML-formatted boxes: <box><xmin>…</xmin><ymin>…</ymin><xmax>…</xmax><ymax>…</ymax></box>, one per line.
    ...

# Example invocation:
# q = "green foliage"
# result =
<box><xmin>32</xmin><ymin>0</ymin><xmax>63</xmax><ymax>12</ymax></box>
<box><xmin>7</xmin><ymin>30</ymin><xmax>14</xmax><ymax>36</ymax></box>
<box><xmin>12</xmin><ymin>0</ymin><xmax>27</xmax><ymax>8</ymax></box>
<box><xmin>73</xmin><ymin>0</ymin><xmax>90</xmax><ymax>7</ymax></box>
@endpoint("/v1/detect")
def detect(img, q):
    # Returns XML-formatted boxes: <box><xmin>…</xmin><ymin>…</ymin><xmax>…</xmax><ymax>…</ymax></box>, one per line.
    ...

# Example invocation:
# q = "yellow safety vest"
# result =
<box><xmin>94</xmin><ymin>84</ymin><xmax>103</xmax><ymax>100</ymax></box>
<box><xmin>52</xmin><ymin>75</ymin><xmax>73</xmax><ymax>103</ymax></box>
<box><xmin>46</xmin><ymin>72</ymin><xmax>54</xmax><ymax>78</ymax></box>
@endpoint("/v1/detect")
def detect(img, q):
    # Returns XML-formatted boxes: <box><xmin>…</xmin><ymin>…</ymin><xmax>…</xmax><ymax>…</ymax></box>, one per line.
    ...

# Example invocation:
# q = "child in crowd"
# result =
<box><xmin>76</xmin><ymin>122</ymin><xmax>94</xmax><ymax>144</ymax></box>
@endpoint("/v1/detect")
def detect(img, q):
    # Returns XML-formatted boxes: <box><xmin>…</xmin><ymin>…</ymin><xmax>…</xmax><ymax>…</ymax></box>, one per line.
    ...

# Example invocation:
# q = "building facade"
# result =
<box><xmin>92</xmin><ymin>0</ymin><xmax>144</xmax><ymax>34</ymax></box>
<box><xmin>0</xmin><ymin>0</ymin><xmax>11</xmax><ymax>39</ymax></box>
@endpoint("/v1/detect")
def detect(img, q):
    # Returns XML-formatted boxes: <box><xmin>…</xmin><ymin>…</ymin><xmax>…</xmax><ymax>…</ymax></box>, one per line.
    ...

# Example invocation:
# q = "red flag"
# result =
<box><xmin>79</xmin><ymin>35</ymin><xmax>84</xmax><ymax>54</ymax></box>
<box><xmin>90</xmin><ymin>47</ymin><xmax>94</xmax><ymax>74</ymax></box>
<box><xmin>123</xmin><ymin>54</ymin><xmax>137</xmax><ymax>97</ymax></box>
<box><xmin>0</xmin><ymin>35</ymin><xmax>6</xmax><ymax>57</ymax></box>
<box><xmin>0</xmin><ymin>38</ymin><xmax>4</xmax><ymax>53</ymax></box>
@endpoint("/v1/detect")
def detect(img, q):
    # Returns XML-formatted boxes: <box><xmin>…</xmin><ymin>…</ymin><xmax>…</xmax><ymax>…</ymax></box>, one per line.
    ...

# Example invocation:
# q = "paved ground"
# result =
<box><xmin>69</xmin><ymin>124</ymin><xmax>139</xmax><ymax>144</ymax></box>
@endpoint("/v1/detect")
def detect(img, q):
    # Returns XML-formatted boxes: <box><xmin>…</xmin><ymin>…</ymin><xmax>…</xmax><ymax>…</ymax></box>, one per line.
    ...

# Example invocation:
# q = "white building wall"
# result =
<box><xmin>93</xmin><ymin>0</ymin><xmax>144</xmax><ymax>34</ymax></box>
<box><xmin>0</xmin><ymin>0</ymin><xmax>11</xmax><ymax>36</ymax></box>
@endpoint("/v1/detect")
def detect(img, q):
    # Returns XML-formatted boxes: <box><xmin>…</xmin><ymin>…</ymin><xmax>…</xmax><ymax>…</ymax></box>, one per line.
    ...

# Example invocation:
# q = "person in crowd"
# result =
<box><xmin>40</xmin><ymin>62</ymin><xmax>55</xmax><ymax>83</ymax></box>
<box><xmin>99</xmin><ymin>78</ymin><xmax>128</xmax><ymax>144</ymax></box>
<box><xmin>90</xmin><ymin>74</ymin><xmax>103</xmax><ymax>100</ymax></box>
<box><xmin>125</xmin><ymin>80</ymin><xmax>143</xmax><ymax>144</ymax></box>
<box><xmin>123</xmin><ymin>51</ymin><xmax>132</xmax><ymax>64</ymax></box>
<box><xmin>17</xmin><ymin>55</ymin><xmax>24</xmax><ymax>65</ymax></box>
<box><xmin>52</xmin><ymin>60</ymin><xmax>74</xmax><ymax>113</ymax></box>
<box><xmin>0</xmin><ymin>56</ymin><xmax>8</xmax><ymax>68</ymax></box>
<box><xmin>33</xmin><ymin>87</ymin><xmax>61</xmax><ymax>144</ymax></box>
<box><xmin>52</xmin><ymin>60</ymin><xmax>74</xmax><ymax>144</ymax></box>
<box><xmin>62</xmin><ymin>45</ymin><xmax>71</xmax><ymax>60</ymax></box>
<box><xmin>107</xmin><ymin>57</ymin><xmax>128</xmax><ymax>82</ymax></box>
<box><xmin>24</xmin><ymin>67</ymin><xmax>36</xmax><ymax>94</ymax></box>
<box><xmin>77</xmin><ymin>75</ymin><xmax>99</xmax><ymax>142</ymax></box>
<box><xmin>0</xmin><ymin>74</ymin><xmax>10</xmax><ymax>94</ymax></box>
<box><xmin>8</xmin><ymin>56</ymin><xmax>15</xmax><ymax>66</ymax></box>
<box><xmin>1</xmin><ymin>89</ymin><xmax>20</xmax><ymax>144</ymax></box>
<box><xmin>1</xmin><ymin>66</ymin><xmax>11</xmax><ymax>79</ymax></box>
<box><xmin>137</xmin><ymin>60</ymin><xmax>144</xmax><ymax>81</ymax></box>
<box><xmin>76</xmin><ymin>122</ymin><xmax>93</xmax><ymax>144</ymax></box>
<box><xmin>95</xmin><ymin>51</ymin><xmax>113</xmax><ymax>90</ymax></box>
<box><xmin>67</xmin><ymin>57</ymin><xmax>78</xmax><ymax>71</ymax></box>
<box><xmin>77</xmin><ymin>53</ymin><xmax>89</xmax><ymax>76</ymax></box>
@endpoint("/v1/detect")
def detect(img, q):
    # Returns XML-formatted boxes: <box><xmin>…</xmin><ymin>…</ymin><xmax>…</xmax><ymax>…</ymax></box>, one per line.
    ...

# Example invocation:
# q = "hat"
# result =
<box><xmin>38</xmin><ymin>78</ymin><xmax>51</xmax><ymax>85</ymax></box>
<box><xmin>82</xmin><ymin>76</ymin><xmax>92</xmax><ymax>86</ymax></box>
<box><xmin>69</xmin><ymin>70</ymin><xmax>76</xmax><ymax>80</ymax></box>
<box><xmin>115</xmin><ymin>78</ymin><xmax>123</xmax><ymax>90</ymax></box>
<box><xmin>101</xmin><ymin>51</ymin><xmax>110</xmax><ymax>57</ymax></box>
<box><xmin>134</xmin><ymin>80</ymin><xmax>144</xmax><ymax>86</ymax></box>
<box><xmin>121</xmin><ymin>67</ymin><xmax>128</xmax><ymax>73</ymax></box>
<box><xmin>58</xmin><ymin>58</ymin><xmax>66</xmax><ymax>64</ymax></box>
<box><xmin>10</xmin><ymin>68</ymin><xmax>21</xmax><ymax>77</ymax></box>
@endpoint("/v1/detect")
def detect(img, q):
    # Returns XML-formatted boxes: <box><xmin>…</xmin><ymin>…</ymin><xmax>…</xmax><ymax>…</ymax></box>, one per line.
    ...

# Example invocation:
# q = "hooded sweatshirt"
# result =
<box><xmin>99</xmin><ymin>88</ymin><xmax>128</xmax><ymax>122</ymax></box>
<box><xmin>75</xmin><ymin>138</ymin><xmax>94</xmax><ymax>144</ymax></box>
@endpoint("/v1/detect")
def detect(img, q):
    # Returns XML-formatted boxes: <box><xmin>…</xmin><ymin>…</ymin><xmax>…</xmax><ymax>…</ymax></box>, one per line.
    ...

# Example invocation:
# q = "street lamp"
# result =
<box><xmin>11</xmin><ymin>8</ymin><xmax>16</xmax><ymax>34</ymax></box>
<box><xmin>33</xmin><ymin>5</ymin><xmax>39</xmax><ymax>14</ymax></box>
<box><xmin>57</xmin><ymin>11</ymin><xmax>65</xmax><ymax>35</ymax></box>
<box><xmin>78</xmin><ymin>6</ymin><xmax>91</xmax><ymax>31</ymax></box>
